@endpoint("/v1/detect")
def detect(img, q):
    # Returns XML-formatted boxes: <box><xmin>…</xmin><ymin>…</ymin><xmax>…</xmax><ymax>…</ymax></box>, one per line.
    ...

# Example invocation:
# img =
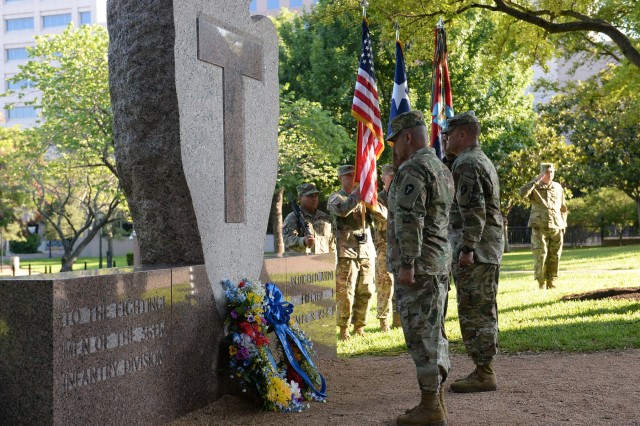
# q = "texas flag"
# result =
<box><xmin>387</xmin><ymin>40</ymin><xmax>410</xmax><ymax>144</ymax></box>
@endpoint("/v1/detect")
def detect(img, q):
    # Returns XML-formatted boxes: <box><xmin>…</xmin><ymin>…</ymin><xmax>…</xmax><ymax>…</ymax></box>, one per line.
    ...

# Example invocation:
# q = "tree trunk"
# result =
<box><xmin>636</xmin><ymin>198</ymin><xmax>640</xmax><ymax>232</ymax></box>
<box><xmin>503</xmin><ymin>218</ymin><xmax>510</xmax><ymax>253</ymax></box>
<box><xmin>271</xmin><ymin>188</ymin><xmax>284</xmax><ymax>257</ymax></box>
<box><xmin>60</xmin><ymin>248</ymin><xmax>76</xmax><ymax>272</ymax></box>
<box><xmin>107</xmin><ymin>233</ymin><xmax>114</xmax><ymax>267</ymax></box>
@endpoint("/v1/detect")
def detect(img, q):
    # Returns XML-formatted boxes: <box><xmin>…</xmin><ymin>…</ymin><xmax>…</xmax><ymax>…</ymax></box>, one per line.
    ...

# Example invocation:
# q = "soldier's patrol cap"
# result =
<box><xmin>540</xmin><ymin>162</ymin><xmax>556</xmax><ymax>172</ymax></box>
<box><xmin>338</xmin><ymin>165</ymin><xmax>355</xmax><ymax>176</ymax></box>
<box><xmin>385</xmin><ymin>110</ymin><xmax>427</xmax><ymax>142</ymax></box>
<box><xmin>297</xmin><ymin>183</ymin><xmax>320</xmax><ymax>197</ymax></box>
<box><xmin>442</xmin><ymin>110</ymin><xmax>480</xmax><ymax>134</ymax></box>
<box><xmin>381</xmin><ymin>164</ymin><xmax>395</xmax><ymax>176</ymax></box>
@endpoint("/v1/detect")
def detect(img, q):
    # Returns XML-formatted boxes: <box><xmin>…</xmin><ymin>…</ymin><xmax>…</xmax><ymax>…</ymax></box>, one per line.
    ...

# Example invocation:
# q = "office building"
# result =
<box><xmin>1</xmin><ymin>0</ymin><xmax>107</xmax><ymax>128</ymax></box>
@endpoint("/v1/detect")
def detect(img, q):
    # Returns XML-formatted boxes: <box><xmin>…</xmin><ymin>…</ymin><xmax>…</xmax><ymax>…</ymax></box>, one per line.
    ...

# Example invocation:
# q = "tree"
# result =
<box><xmin>3</xmin><ymin>24</ymin><xmax>125</xmax><ymax>270</ymax></box>
<box><xmin>568</xmin><ymin>188</ymin><xmax>637</xmax><ymax>245</ymax></box>
<box><xmin>6</xmin><ymin>130</ymin><xmax>124</xmax><ymax>271</ymax></box>
<box><xmin>271</xmin><ymin>89</ymin><xmax>352</xmax><ymax>254</ymax></box>
<box><xmin>275</xmin><ymin>6</ymin><xmax>396</xmax><ymax>149</ymax></box>
<box><xmin>6</xmin><ymin>24</ymin><xmax>116</xmax><ymax>177</ymax></box>
<box><xmin>328</xmin><ymin>0</ymin><xmax>640</xmax><ymax>69</ymax></box>
<box><xmin>0</xmin><ymin>126</ymin><xmax>30</xmax><ymax>242</ymax></box>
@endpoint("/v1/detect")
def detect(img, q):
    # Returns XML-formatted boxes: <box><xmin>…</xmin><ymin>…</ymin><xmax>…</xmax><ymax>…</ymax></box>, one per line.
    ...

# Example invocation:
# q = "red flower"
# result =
<box><xmin>239</xmin><ymin>322</ymin><xmax>255</xmax><ymax>338</ymax></box>
<box><xmin>286</xmin><ymin>365</ymin><xmax>303</xmax><ymax>386</ymax></box>
<box><xmin>255</xmin><ymin>335</ymin><xmax>269</xmax><ymax>347</ymax></box>
<box><xmin>239</xmin><ymin>281</ymin><xmax>245</xmax><ymax>288</ymax></box>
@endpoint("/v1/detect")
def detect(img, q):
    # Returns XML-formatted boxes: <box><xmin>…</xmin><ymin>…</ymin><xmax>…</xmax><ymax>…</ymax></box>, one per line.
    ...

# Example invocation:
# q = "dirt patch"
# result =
<box><xmin>171</xmin><ymin>350</ymin><xmax>640</xmax><ymax>425</ymax></box>
<box><xmin>562</xmin><ymin>287</ymin><xmax>640</xmax><ymax>301</ymax></box>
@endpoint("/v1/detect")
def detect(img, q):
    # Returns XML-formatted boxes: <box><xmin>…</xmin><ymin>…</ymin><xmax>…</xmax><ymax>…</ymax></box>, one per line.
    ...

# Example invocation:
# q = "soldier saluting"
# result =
<box><xmin>519</xmin><ymin>163</ymin><xmax>568</xmax><ymax>289</ymax></box>
<box><xmin>282</xmin><ymin>183</ymin><xmax>335</xmax><ymax>254</ymax></box>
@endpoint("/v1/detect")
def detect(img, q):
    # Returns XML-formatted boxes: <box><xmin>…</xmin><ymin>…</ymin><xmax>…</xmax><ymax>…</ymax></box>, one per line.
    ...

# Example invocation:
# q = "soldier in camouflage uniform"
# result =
<box><xmin>328</xmin><ymin>165</ymin><xmax>382</xmax><ymax>341</ymax></box>
<box><xmin>282</xmin><ymin>183</ymin><xmax>335</xmax><ymax>254</ymax></box>
<box><xmin>443</xmin><ymin>110</ymin><xmax>503</xmax><ymax>394</ymax></box>
<box><xmin>373</xmin><ymin>164</ymin><xmax>398</xmax><ymax>332</ymax></box>
<box><xmin>519</xmin><ymin>163</ymin><xmax>567</xmax><ymax>289</ymax></box>
<box><xmin>386</xmin><ymin>111</ymin><xmax>454</xmax><ymax>426</ymax></box>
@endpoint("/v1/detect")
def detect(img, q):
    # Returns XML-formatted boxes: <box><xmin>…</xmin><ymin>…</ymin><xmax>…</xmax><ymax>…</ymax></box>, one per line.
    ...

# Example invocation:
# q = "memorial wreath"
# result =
<box><xmin>223</xmin><ymin>279</ymin><xmax>326</xmax><ymax>412</ymax></box>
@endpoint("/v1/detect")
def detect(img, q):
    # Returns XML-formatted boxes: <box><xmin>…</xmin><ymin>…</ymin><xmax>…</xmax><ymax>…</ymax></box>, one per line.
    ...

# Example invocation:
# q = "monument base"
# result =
<box><xmin>0</xmin><ymin>265</ymin><xmax>223</xmax><ymax>425</ymax></box>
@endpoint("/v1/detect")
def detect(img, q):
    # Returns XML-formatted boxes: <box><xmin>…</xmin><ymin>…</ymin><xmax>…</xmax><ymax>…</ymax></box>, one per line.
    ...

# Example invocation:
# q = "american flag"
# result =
<box><xmin>351</xmin><ymin>17</ymin><xmax>384</xmax><ymax>207</ymax></box>
<box><xmin>430</xmin><ymin>19</ymin><xmax>454</xmax><ymax>160</ymax></box>
<box><xmin>387</xmin><ymin>39</ymin><xmax>411</xmax><ymax>144</ymax></box>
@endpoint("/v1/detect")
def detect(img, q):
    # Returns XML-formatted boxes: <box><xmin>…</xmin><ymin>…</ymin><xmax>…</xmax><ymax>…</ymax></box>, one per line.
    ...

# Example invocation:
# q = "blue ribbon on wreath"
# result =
<box><xmin>264</xmin><ymin>282</ymin><xmax>327</xmax><ymax>398</ymax></box>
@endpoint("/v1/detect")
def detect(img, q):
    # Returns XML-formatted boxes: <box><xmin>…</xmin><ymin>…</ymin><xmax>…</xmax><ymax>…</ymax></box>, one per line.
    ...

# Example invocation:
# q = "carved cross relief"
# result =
<box><xmin>197</xmin><ymin>17</ymin><xmax>263</xmax><ymax>223</ymax></box>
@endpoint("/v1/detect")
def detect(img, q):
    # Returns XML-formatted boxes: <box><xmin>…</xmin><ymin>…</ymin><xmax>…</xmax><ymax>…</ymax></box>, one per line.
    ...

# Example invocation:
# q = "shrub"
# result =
<box><xmin>126</xmin><ymin>252</ymin><xmax>134</xmax><ymax>266</ymax></box>
<box><xmin>9</xmin><ymin>233</ymin><xmax>42</xmax><ymax>254</ymax></box>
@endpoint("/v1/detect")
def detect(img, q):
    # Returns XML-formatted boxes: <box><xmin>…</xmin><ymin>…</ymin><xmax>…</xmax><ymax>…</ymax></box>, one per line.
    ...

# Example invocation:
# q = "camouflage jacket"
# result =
<box><xmin>387</xmin><ymin>147</ymin><xmax>454</xmax><ymax>276</ymax></box>
<box><xmin>282</xmin><ymin>208</ymin><xmax>335</xmax><ymax>254</ymax></box>
<box><xmin>450</xmin><ymin>146</ymin><xmax>504</xmax><ymax>265</ymax></box>
<box><xmin>327</xmin><ymin>189</ymin><xmax>382</xmax><ymax>259</ymax></box>
<box><xmin>373</xmin><ymin>189</ymin><xmax>389</xmax><ymax>250</ymax></box>
<box><xmin>519</xmin><ymin>179</ymin><xmax>568</xmax><ymax>230</ymax></box>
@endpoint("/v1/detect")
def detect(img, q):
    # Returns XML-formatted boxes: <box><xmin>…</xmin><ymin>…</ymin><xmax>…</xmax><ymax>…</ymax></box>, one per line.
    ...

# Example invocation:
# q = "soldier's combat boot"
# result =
<box><xmin>354</xmin><ymin>326</ymin><xmax>367</xmax><ymax>337</ymax></box>
<box><xmin>450</xmin><ymin>363</ymin><xmax>497</xmax><ymax>393</ymax></box>
<box><xmin>538</xmin><ymin>280</ymin><xmax>546</xmax><ymax>289</ymax></box>
<box><xmin>397</xmin><ymin>391</ymin><xmax>447</xmax><ymax>426</ymax></box>
<box><xmin>439</xmin><ymin>388</ymin><xmax>447</xmax><ymax>417</ymax></box>
<box><xmin>546</xmin><ymin>279</ymin><xmax>556</xmax><ymax>289</ymax></box>
<box><xmin>392</xmin><ymin>312</ymin><xmax>402</xmax><ymax>328</ymax></box>
<box><xmin>339</xmin><ymin>326</ymin><xmax>351</xmax><ymax>341</ymax></box>
<box><xmin>380</xmin><ymin>319</ymin><xmax>390</xmax><ymax>333</ymax></box>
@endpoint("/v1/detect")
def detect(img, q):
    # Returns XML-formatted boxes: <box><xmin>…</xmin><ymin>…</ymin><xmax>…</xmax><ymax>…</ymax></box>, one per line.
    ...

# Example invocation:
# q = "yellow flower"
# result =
<box><xmin>265</xmin><ymin>376</ymin><xmax>292</xmax><ymax>407</ymax></box>
<box><xmin>229</xmin><ymin>345</ymin><xmax>237</xmax><ymax>356</ymax></box>
<box><xmin>247</xmin><ymin>292</ymin><xmax>261</xmax><ymax>306</ymax></box>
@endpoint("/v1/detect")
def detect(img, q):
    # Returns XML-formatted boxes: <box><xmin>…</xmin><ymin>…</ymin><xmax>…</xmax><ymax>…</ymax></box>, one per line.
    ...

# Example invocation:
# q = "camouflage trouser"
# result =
<box><xmin>375</xmin><ymin>242</ymin><xmax>394</xmax><ymax>320</ymax></box>
<box><xmin>451</xmin><ymin>262</ymin><xmax>499</xmax><ymax>366</ymax></box>
<box><xmin>395</xmin><ymin>273</ymin><xmax>450</xmax><ymax>392</ymax></box>
<box><xmin>531</xmin><ymin>227</ymin><xmax>563</xmax><ymax>282</ymax></box>
<box><xmin>336</xmin><ymin>257</ymin><xmax>374</xmax><ymax>328</ymax></box>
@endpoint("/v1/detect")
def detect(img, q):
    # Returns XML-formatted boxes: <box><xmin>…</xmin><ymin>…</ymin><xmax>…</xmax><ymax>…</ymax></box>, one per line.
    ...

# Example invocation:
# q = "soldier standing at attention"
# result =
<box><xmin>519</xmin><ymin>163</ymin><xmax>568</xmax><ymax>289</ymax></box>
<box><xmin>328</xmin><ymin>165</ymin><xmax>381</xmax><ymax>341</ymax></box>
<box><xmin>282</xmin><ymin>183</ymin><xmax>335</xmax><ymax>254</ymax></box>
<box><xmin>386</xmin><ymin>111</ymin><xmax>454</xmax><ymax>426</ymax></box>
<box><xmin>443</xmin><ymin>110</ymin><xmax>504</xmax><ymax>394</ymax></box>
<box><xmin>373</xmin><ymin>164</ymin><xmax>400</xmax><ymax>332</ymax></box>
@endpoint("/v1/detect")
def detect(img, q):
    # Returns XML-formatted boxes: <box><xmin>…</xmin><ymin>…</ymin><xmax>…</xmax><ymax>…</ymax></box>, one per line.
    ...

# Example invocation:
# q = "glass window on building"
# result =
<box><xmin>290</xmin><ymin>0</ymin><xmax>303</xmax><ymax>6</ymax></box>
<box><xmin>6</xmin><ymin>17</ymin><xmax>34</xmax><ymax>31</ymax></box>
<box><xmin>267</xmin><ymin>0</ymin><xmax>279</xmax><ymax>9</ymax></box>
<box><xmin>42</xmin><ymin>13</ymin><xmax>72</xmax><ymax>28</ymax></box>
<box><xmin>79</xmin><ymin>11</ymin><xmax>91</xmax><ymax>25</ymax></box>
<box><xmin>6</xmin><ymin>106</ymin><xmax>37</xmax><ymax>120</ymax></box>
<box><xmin>249</xmin><ymin>0</ymin><xmax>257</xmax><ymax>12</ymax></box>
<box><xmin>6</xmin><ymin>47</ymin><xmax>29</xmax><ymax>61</ymax></box>
<box><xmin>6</xmin><ymin>78</ymin><xmax>34</xmax><ymax>90</ymax></box>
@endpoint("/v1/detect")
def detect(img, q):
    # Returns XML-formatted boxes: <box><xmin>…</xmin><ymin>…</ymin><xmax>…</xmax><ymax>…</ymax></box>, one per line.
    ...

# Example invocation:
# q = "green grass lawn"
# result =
<box><xmin>2</xmin><ymin>256</ymin><xmax>129</xmax><ymax>274</ymax></box>
<box><xmin>338</xmin><ymin>245</ymin><xmax>640</xmax><ymax>357</ymax></box>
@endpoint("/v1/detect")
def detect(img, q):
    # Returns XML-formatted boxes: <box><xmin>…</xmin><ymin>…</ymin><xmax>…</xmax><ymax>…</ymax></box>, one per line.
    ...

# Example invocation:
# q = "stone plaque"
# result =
<box><xmin>175</xmin><ymin>0</ymin><xmax>279</xmax><ymax>316</ymax></box>
<box><xmin>0</xmin><ymin>266</ymin><xmax>223</xmax><ymax>425</ymax></box>
<box><xmin>261</xmin><ymin>253</ymin><xmax>337</xmax><ymax>358</ymax></box>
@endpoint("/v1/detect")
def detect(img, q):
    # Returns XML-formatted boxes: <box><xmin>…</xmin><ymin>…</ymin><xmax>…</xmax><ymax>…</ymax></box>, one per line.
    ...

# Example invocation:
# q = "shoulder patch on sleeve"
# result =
<box><xmin>457</xmin><ymin>175</ymin><xmax>476</xmax><ymax>206</ymax></box>
<box><xmin>397</xmin><ymin>174</ymin><xmax>425</xmax><ymax>209</ymax></box>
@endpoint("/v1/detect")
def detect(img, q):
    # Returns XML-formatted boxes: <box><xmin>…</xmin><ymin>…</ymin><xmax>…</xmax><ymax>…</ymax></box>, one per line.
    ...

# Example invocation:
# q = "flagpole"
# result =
<box><xmin>394</xmin><ymin>21</ymin><xmax>400</xmax><ymax>42</ymax></box>
<box><xmin>360</xmin><ymin>0</ymin><xmax>368</xmax><ymax>228</ymax></box>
